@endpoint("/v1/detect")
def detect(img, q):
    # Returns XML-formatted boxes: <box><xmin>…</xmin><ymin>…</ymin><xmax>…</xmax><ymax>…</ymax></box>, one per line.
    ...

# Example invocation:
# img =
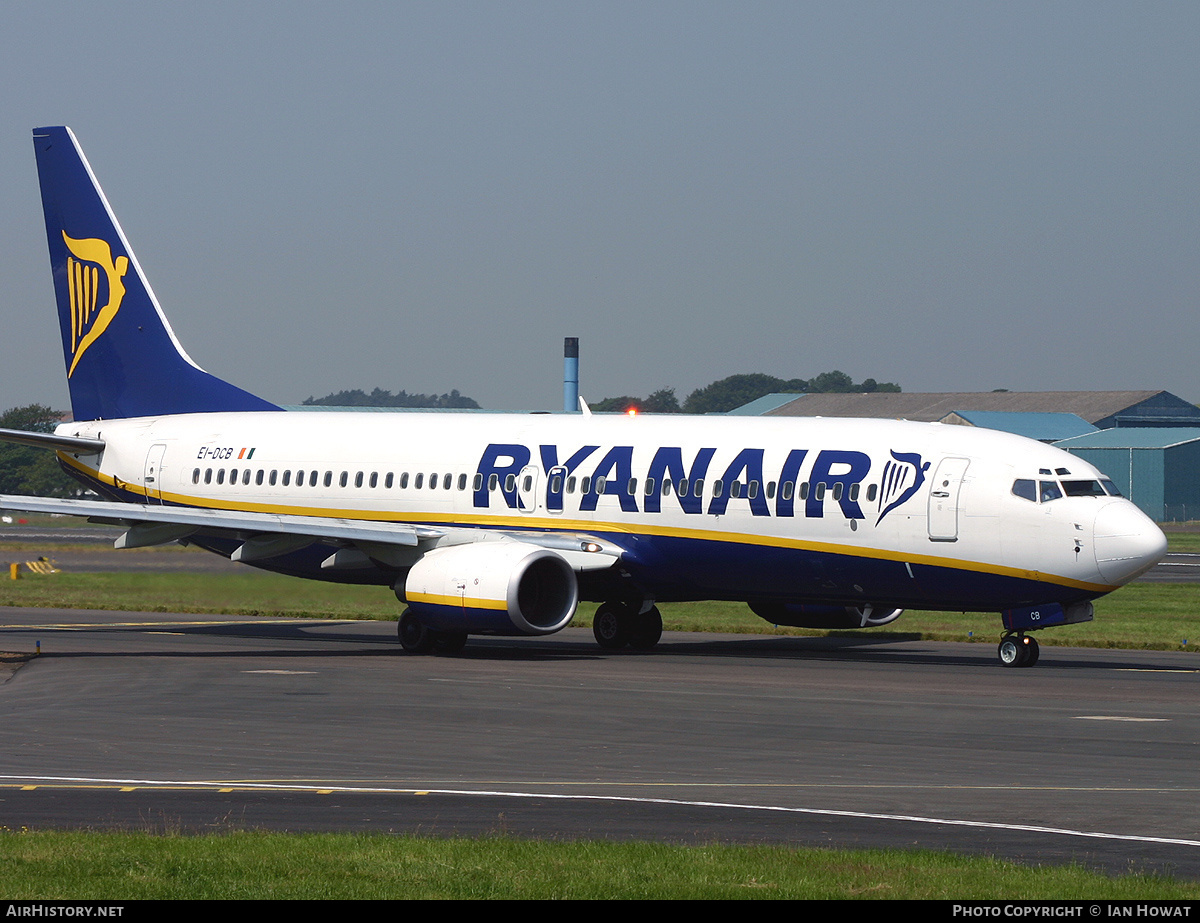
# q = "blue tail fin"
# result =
<box><xmin>33</xmin><ymin>127</ymin><xmax>280</xmax><ymax>420</ymax></box>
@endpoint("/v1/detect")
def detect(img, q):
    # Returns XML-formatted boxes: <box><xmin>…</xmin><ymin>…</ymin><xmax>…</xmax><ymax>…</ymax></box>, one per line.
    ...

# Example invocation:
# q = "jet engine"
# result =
<box><xmin>749</xmin><ymin>601</ymin><xmax>904</xmax><ymax>630</ymax></box>
<box><xmin>401</xmin><ymin>541</ymin><xmax>578</xmax><ymax>635</ymax></box>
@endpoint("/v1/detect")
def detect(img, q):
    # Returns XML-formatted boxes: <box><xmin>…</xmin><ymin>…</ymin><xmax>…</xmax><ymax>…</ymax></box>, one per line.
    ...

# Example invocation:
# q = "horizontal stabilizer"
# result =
<box><xmin>0</xmin><ymin>427</ymin><xmax>105</xmax><ymax>454</ymax></box>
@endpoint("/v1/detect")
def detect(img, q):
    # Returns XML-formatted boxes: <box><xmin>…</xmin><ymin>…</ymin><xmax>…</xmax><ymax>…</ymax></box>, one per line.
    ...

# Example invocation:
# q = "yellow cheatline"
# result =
<box><xmin>407</xmin><ymin>592</ymin><xmax>507</xmax><ymax>610</ymax></box>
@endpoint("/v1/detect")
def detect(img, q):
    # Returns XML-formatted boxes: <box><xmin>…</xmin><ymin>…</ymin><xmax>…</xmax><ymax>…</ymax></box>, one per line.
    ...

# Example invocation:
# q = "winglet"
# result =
<box><xmin>32</xmin><ymin>127</ymin><xmax>281</xmax><ymax>420</ymax></box>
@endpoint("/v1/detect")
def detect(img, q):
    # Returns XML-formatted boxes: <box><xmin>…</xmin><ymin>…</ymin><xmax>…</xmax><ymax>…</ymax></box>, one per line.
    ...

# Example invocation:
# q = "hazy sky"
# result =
<box><xmin>2</xmin><ymin>2</ymin><xmax>1197</xmax><ymax>413</ymax></box>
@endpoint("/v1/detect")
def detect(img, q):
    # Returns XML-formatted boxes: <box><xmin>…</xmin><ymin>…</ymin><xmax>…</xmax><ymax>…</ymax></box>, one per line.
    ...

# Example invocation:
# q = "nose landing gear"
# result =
<box><xmin>998</xmin><ymin>631</ymin><xmax>1039</xmax><ymax>668</ymax></box>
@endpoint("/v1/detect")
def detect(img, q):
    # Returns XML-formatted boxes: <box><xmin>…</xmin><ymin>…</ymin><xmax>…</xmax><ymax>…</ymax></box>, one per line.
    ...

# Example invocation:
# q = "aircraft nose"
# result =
<box><xmin>1093</xmin><ymin>500</ymin><xmax>1167</xmax><ymax>585</ymax></box>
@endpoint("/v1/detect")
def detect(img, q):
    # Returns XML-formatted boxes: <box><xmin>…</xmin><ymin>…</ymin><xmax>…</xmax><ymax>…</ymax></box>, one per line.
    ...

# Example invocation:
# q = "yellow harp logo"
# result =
<box><xmin>63</xmin><ymin>231</ymin><xmax>128</xmax><ymax>377</ymax></box>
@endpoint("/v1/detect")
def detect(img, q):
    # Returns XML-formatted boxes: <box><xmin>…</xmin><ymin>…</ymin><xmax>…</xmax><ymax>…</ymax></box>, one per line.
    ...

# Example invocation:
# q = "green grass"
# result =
<box><xmin>0</xmin><ymin>567</ymin><xmax>1197</xmax><ymax>652</ymax></box>
<box><xmin>0</xmin><ymin>830</ymin><xmax>1193</xmax><ymax>899</ymax></box>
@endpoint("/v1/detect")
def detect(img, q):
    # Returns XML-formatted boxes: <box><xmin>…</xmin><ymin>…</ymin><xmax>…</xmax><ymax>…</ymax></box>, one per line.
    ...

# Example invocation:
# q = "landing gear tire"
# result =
<box><xmin>628</xmin><ymin>606</ymin><xmax>663</xmax><ymax>651</ymax></box>
<box><xmin>431</xmin><ymin>630</ymin><xmax>468</xmax><ymax>655</ymax></box>
<box><xmin>593</xmin><ymin>602</ymin><xmax>629</xmax><ymax>650</ymax></box>
<box><xmin>397</xmin><ymin>608</ymin><xmax>434</xmax><ymax>654</ymax></box>
<box><xmin>998</xmin><ymin>632</ymin><xmax>1037</xmax><ymax>668</ymax></box>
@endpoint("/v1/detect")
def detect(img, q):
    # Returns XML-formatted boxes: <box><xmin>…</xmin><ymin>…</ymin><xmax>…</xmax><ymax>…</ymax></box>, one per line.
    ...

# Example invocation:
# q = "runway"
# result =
<box><xmin>0</xmin><ymin>608</ymin><xmax>1198</xmax><ymax>878</ymax></box>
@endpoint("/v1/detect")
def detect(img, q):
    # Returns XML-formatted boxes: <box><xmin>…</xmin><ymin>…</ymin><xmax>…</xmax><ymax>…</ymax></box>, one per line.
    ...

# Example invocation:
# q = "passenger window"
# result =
<box><xmin>355</xmin><ymin>471</ymin><xmax>364</xmax><ymax>488</ymax></box>
<box><xmin>444</xmin><ymin>474</ymin><xmax>453</xmax><ymax>490</ymax></box>
<box><xmin>244</xmin><ymin>470</ymin><xmax>252</xmax><ymax>486</ymax></box>
<box><xmin>269</xmin><ymin>470</ymin><xmax>277</xmax><ymax>486</ymax></box>
<box><xmin>782</xmin><ymin>481</ymin><xmax>794</xmax><ymax>501</ymax></box>
<box><xmin>192</xmin><ymin>468</ymin><xmax>200</xmax><ymax>484</ymax></box>
<box><xmin>644</xmin><ymin>477</ymin><xmax>656</xmax><ymax>496</ymax></box>
<box><xmin>472</xmin><ymin>473</ymin><xmax>482</xmax><ymax>491</ymax></box>
<box><xmin>256</xmin><ymin>470</ymin><xmax>264</xmax><ymax>486</ymax></box>
<box><xmin>281</xmin><ymin>470</ymin><xmax>290</xmax><ymax>486</ymax></box>
<box><xmin>217</xmin><ymin>469</ymin><xmax>225</xmax><ymax>485</ymax></box>
<box><xmin>866</xmin><ymin>483</ymin><xmax>877</xmax><ymax>502</ymax></box>
<box><xmin>488</xmin><ymin>473</ymin><xmax>497</xmax><ymax>490</ymax></box>
<box><xmin>504</xmin><ymin>474</ymin><xmax>516</xmax><ymax>492</ymax></box>
<box><xmin>369</xmin><ymin>472</ymin><xmax>378</xmax><ymax>489</ymax></box>
<box><xmin>415</xmin><ymin>473</ymin><xmax>424</xmax><ymax>489</ymax></box>
<box><xmin>458</xmin><ymin>474</ymin><xmax>467</xmax><ymax>490</ymax></box>
<box><xmin>385</xmin><ymin>473</ymin><xmax>394</xmax><ymax>489</ymax></box>
<box><xmin>429</xmin><ymin>473</ymin><xmax>437</xmax><ymax>489</ymax></box>
<box><xmin>339</xmin><ymin>472</ymin><xmax>348</xmax><ymax>488</ymax></box>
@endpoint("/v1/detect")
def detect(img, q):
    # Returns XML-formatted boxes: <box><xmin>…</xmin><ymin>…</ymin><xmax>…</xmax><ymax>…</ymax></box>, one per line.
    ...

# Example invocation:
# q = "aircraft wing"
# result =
<box><xmin>0</xmin><ymin>494</ymin><xmax>624</xmax><ymax>570</ymax></box>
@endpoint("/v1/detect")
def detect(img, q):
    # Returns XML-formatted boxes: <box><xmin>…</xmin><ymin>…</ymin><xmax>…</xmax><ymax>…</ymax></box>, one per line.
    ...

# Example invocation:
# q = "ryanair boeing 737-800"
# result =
<box><xmin>0</xmin><ymin>127</ymin><xmax>1167</xmax><ymax>667</ymax></box>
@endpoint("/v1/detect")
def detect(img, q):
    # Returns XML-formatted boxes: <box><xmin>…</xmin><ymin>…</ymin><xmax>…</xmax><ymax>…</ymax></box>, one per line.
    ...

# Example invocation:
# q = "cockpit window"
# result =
<box><xmin>1017</xmin><ymin>476</ymin><xmax>1117</xmax><ymax>503</ymax></box>
<box><xmin>1062</xmin><ymin>479</ymin><xmax>1107</xmax><ymax>498</ymax></box>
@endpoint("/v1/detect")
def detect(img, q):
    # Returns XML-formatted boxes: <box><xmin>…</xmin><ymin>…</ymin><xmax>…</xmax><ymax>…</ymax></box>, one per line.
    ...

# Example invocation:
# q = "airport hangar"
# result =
<box><xmin>730</xmin><ymin>390</ymin><xmax>1200</xmax><ymax>524</ymax></box>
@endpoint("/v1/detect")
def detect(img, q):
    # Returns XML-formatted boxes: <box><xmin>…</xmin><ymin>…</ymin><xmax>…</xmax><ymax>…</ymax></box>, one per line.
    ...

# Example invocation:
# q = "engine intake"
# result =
<box><xmin>401</xmin><ymin>541</ymin><xmax>578</xmax><ymax>635</ymax></box>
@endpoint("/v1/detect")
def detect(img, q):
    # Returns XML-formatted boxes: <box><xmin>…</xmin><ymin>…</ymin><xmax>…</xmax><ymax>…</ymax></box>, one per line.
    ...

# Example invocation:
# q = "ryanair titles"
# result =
<box><xmin>473</xmin><ymin>443</ymin><xmax>929</xmax><ymax>522</ymax></box>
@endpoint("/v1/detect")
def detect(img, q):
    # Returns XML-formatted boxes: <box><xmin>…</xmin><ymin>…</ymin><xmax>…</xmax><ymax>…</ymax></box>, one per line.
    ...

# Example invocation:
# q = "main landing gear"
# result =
<box><xmin>592</xmin><ymin>601</ymin><xmax>663</xmax><ymax>652</ymax></box>
<box><xmin>998</xmin><ymin>631</ymin><xmax>1039</xmax><ymax>668</ymax></box>
<box><xmin>397</xmin><ymin>608</ymin><xmax>468</xmax><ymax>655</ymax></box>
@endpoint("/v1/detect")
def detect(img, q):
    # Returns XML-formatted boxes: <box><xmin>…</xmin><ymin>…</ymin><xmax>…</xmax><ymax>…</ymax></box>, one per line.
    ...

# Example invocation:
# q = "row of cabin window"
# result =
<box><xmin>192</xmin><ymin>466</ymin><xmax>880</xmax><ymax>504</ymax></box>
<box><xmin>192</xmin><ymin>468</ymin><xmax>467</xmax><ymax>490</ymax></box>
<box><xmin>543</xmin><ymin>474</ymin><xmax>878</xmax><ymax>503</ymax></box>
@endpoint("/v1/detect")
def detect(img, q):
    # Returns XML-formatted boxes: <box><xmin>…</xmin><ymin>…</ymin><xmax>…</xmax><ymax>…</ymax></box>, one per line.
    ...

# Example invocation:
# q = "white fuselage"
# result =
<box><xmin>55</xmin><ymin>410</ymin><xmax>1166</xmax><ymax>611</ymax></box>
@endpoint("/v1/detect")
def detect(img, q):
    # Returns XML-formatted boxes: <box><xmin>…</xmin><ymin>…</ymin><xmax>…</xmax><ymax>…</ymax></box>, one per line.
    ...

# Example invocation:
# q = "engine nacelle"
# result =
<box><xmin>401</xmin><ymin>541</ymin><xmax>578</xmax><ymax>636</ymax></box>
<box><xmin>749</xmin><ymin>601</ymin><xmax>904</xmax><ymax>630</ymax></box>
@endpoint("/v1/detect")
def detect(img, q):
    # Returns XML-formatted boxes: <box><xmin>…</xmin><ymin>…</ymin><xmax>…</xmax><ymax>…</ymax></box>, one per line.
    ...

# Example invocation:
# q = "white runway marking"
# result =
<box><xmin>3</xmin><ymin>774</ymin><xmax>1199</xmax><ymax>849</ymax></box>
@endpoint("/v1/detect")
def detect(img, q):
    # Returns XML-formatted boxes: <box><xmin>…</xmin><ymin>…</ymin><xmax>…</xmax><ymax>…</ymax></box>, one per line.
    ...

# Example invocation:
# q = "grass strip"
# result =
<box><xmin>0</xmin><ymin>570</ymin><xmax>1196</xmax><ymax>652</ymax></box>
<box><xmin>0</xmin><ymin>831</ymin><xmax>1194</xmax><ymax>899</ymax></box>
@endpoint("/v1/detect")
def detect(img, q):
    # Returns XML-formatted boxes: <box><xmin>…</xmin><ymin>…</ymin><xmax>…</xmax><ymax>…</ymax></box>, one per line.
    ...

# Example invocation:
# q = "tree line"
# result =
<box><xmin>0</xmin><ymin>405</ymin><xmax>80</xmax><ymax>498</ymax></box>
<box><xmin>303</xmin><ymin>388</ymin><xmax>481</xmax><ymax>409</ymax></box>
<box><xmin>592</xmin><ymin>371</ymin><xmax>900</xmax><ymax>415</ymax></box>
